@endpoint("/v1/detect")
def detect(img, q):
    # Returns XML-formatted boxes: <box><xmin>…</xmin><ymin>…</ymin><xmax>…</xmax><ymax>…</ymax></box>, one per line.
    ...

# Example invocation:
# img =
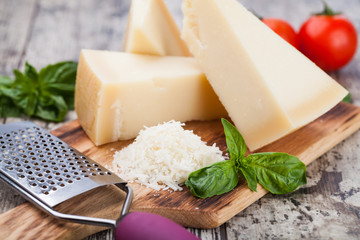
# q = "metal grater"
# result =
<box><xmin>0</xmin><ymin>121</ymin><xmax>133</xmax><ymax>228</ymax></box>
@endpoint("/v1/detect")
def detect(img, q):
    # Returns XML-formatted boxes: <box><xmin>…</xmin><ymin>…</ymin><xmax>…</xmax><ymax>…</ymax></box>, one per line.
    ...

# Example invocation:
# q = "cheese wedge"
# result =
<box><xmin>123</xmin><ymin>0</ymin><xmax>191</xmax><ymax>56</ymax></box>
<box><xmin>182</xmin><ymin>0</ymin><xmax>348</xmax><ymax>150</ymax></box>
<box><xmin>75</xmin><ymin>50</ymin><xmax>227</xmax><ymax>146</ymax></box>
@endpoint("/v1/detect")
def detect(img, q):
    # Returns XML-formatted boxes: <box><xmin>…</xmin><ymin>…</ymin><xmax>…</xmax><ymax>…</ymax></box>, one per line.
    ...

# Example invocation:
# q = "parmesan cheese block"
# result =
<box><xmin>75</xmin><ymin>49</ymin><xmax>227</xmax><ymax>146</ymax></box>
<box><xmin>123</xmin><ymin>0</ymin><xmax>191</xmax><ymax>56</ymax></box>
<box><xmin>182</xmin><ymin>0</ymin><xmax>348</xmax><ymax>151</ymax></box>
<box><xmin>111</xmin><ymin>120</ymin><xmax>225</xmax><ymax>191</ymax></box>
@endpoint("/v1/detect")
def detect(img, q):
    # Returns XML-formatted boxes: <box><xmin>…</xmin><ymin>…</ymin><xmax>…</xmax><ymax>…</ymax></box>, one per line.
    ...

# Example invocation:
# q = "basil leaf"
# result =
<box><xmin>39</xmin><ymin>61</ymin><xmax>77</xmax><ymax>84</ymax></box>
<box><xmin>245</xmin><ymin>152</ymin><xmax>307</xmax><ymax>194</ymax></box>
<box><xmin>239</xmin><ymin>165</ymin><xmax>258</xmax><ymax>192</ymax></box>
<box><xmin>0</xmin><ymin>76</ymin><xmax>13</xmax><ymax>85</ymax></box>
<box><xmin>185</xmin><ymin>160</ymin><xmax>239</xmax><ymax>198</ymax></box>
<box><xmin>0</xmin><ymin>97</ymin><xmax>22</xmax><ymax>117</ymax></box>
<box><xmin>0</xmin><ymin>77</ymin><xmax>22</xmax><ymax>117</ymax></box>
<box><xmin>343</xmin><ymin>93</ymin><xmax>351</xmax><ymax>103</ymax></box>
<box><xmin>35</xmin><ymin>94</ymin><xmax>68</xmax><ymax>122</ymax></box>
<box><xmin>0</xmin><ymin>61</ymin><xmax>77</xmax><ymax>122</ymax></box>
<box><xmin>24</xmin><ymin>62</ymin><xmax>39</xmax><ymax>82</ymax></box>
<box><xmin>221</xmin><ymin>118</ymin><xmax>247</xmax><ymax>160</ymax></box>
<box><xmin>39</xmin><ymin>61</ymin><xmax>77</xmax><ymax>110</ymax></box>
<box><xmin>5</xmin><ymin>70</ymin><xmax>38</xmax><ymax>116</ymax></box>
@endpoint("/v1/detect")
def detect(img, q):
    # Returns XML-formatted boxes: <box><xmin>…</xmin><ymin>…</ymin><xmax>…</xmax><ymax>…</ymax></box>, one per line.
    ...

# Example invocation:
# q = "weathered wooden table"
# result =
<box><xmin>1</xmin><ymin>0</ymin><xmax>359</xmax><ymax>239</ymax></box>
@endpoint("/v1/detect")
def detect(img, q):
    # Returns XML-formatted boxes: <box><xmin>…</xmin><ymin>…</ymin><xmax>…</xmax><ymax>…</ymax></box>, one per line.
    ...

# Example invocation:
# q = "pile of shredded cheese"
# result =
<box><xmin>111</xmin><ymin>120</ymin><xmax>225</xmax><ymax>191</ymax></box>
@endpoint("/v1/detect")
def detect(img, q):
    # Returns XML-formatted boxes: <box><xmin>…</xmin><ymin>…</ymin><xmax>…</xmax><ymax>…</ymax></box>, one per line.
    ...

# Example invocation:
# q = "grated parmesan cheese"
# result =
<box><xmin>111</xmin><ymin>120</ymin><xmax>225</xmax><ymax>191</ymax></box>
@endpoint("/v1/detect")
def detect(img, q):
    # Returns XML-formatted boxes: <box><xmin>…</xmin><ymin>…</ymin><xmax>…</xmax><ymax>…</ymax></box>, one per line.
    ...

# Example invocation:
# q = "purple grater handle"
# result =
<box><xmin>115</xmin><ymin>212</ymin><xmax>200</xmax><ymax>240</ymax></box>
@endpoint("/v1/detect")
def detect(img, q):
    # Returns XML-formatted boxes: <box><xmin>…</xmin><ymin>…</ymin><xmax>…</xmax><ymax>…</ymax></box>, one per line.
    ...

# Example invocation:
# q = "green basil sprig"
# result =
<box><xmin>0</xmin><ymin>61</ymin><xmax>77</xmax><ymax>122</ymax></box>
<box><xmin>186</xmin><ymin>118</ymin><xmax>307</xmax><ymax>198</ymax></box>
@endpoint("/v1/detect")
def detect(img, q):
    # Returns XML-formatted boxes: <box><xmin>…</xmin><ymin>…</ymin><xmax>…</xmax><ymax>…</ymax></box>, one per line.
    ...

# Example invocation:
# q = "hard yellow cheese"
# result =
<box><xmin>182</xmin><ymin>0</ymin><xmax>348</xmax><ymax>151</ymax></box>
<box><xmin>75</xmin><ymin>50</ymin><xmax>227</xmax><ymax>145</ymax></box>
<box><xmin>123</xmin><ymin>0</ymin><xmax>191</xmax><ymax>56</ymax></box>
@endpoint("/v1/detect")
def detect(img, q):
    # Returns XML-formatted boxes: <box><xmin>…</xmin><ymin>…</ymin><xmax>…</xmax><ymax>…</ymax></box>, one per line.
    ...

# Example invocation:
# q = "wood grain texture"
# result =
<box><xmin>0</xmin><ymin>102</ymin><xmax>359</xmax><ymax>239</ymax></box>
<box><xmin>1</xmin><ymin>0</ymin><xmax>360</xmax><ymax>239</ymax></box>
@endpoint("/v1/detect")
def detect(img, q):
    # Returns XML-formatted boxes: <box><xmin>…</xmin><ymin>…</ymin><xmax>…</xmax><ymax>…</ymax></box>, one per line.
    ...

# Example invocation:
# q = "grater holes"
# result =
<box><xmin>27</xmin><ymin>176</ymin><xmax>35</xmax><ymax>181</ymax></box>
<box><xmin>1</xmin><ymin>149</ymin><xmax>9</xmax><ymax>154</ymax></box>
<box><xmin>47</xmin><ymin>180</ymin><xmax>55</xmax><ymax>185</ymax></box>
<box><xmin>55</xmin><ymin>176</ymin><xmax>63</xmax><ymax>181</ymax></box>
<box><xmin>29</xmin><ymin>182</ymin><xmax>37</xmax><ymax>187</ymax></box>
<box><xmin>45</xmin><ymin>174</ymin><xmax>53</xmax><ymax>180</ymax></box>
<box><xmin>38</xmin><ymin>178</ymin><xmax>45</xmax><ymax>183</ymax></box>
<box><xmin>5</xmin><ymin>166</ymin><xmax>13</xmax><ymax>171</ymax></box>
<box><xmin>17</xmin><ymin>173</ymin><xmax>25</xmax><ymax>179</ymax></box>
<box><xmin>2</xmin><ymin>125</ymin><xmax>115</xmax><ymax>198</ymax></box>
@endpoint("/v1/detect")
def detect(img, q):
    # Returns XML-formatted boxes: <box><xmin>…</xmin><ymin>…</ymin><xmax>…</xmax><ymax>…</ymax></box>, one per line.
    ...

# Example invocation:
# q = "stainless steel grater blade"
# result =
<box><xmin>0</xmin><ymin>121</ymin><xmax>133</xmax><ymax>228</ymax></box>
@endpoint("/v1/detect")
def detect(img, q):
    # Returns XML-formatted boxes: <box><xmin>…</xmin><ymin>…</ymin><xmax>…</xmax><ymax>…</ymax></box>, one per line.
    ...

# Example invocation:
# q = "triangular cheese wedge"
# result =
<box><xmin>182</xmin><ymin>0</ymin><xmax>348</xmax><ymax>150</ymax></box>
<box><xmin>123</xmin><ymin>0</ymin><xmax>191</xmax><ymax>56</ymax></box>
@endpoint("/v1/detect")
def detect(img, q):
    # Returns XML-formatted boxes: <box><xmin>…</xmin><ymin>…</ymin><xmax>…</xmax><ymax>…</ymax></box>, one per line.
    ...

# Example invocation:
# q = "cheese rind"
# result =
<box><xmin>123</xmin><ymin>0</ymin><xmax>191</xmax><ymax>56</ymax></box>
<box><xmin>75</xmin><ymin>50</ymin><xmax>227</xmax><ymax>145</ymax></box>
<box><xmin>182</xmin><ymin>0</ymin><xmax>348</xmax><ymax>150</ymax></box>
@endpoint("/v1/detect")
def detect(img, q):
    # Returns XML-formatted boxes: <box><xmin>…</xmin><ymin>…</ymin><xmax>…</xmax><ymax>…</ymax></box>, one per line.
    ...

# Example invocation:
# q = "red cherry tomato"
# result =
<box><xmin>262</xmin><ymin>18</ymin><xmax>299</xmax><ymax>49</ymax></box>
<box><xmin>298</xmin><ymin>12</ymin><xmax>357</xmax><ymax>71</ymax></box>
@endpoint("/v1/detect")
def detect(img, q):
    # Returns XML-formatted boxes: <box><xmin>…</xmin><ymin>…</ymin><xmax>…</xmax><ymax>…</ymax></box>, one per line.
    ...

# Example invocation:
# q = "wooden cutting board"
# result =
<box><xmin>1</xmin><ymin>102</ymin><xmax>360</xmax><ymax>240</ymax></box>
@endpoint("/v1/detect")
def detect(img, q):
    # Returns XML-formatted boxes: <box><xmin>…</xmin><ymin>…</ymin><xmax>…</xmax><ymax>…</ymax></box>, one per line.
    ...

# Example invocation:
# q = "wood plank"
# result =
<box><xmin>1</xmin><ymin>0</ymin><xmax>359</xmax><ymax>239</ymax></box>
<box><xmin>0</xmin><ymin>0</ymin><xmax>39</xmax><ymax>216</ymax></box>
<box><xmin>0</xmin><ymin>0</ymin><xmax>37</xmax><ymax>76</ymax></box>
<box><xmin>0</xmin><ymin>102</ymin><xmax>359</xmax><ymax>239</ymax></box>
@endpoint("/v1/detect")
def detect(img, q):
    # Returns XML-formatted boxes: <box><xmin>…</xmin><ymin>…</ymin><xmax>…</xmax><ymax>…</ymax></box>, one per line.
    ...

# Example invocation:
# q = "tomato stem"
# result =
<box><xmin>315</xmin><ymin>1</ymin><xmax>341</xmax><ymax>16</ymax></box>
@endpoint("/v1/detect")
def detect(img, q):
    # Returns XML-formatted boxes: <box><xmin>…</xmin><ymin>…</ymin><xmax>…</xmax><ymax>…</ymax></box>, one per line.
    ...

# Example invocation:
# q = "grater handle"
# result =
<box><xmin>114</xmin><ymin>212</ymin><xmax>199</xmax><ymax>240</ymax></box>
